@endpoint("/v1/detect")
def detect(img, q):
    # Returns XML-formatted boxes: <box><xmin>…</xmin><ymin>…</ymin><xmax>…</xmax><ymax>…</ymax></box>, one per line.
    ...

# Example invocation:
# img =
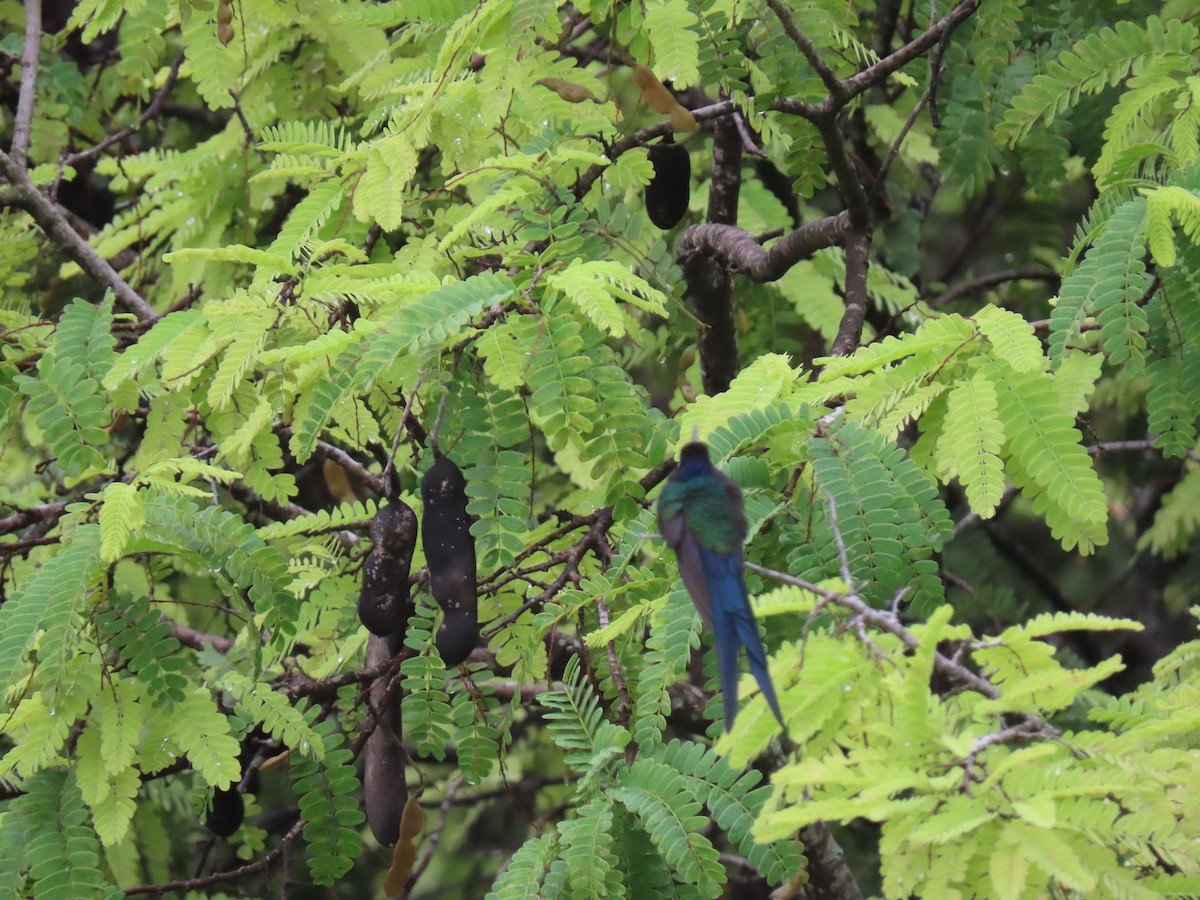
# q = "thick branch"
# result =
<box><xmin>706</xmin><ymin>114</ymin><xmax>742</xmax><ymax>226</ymax></box>
<box><xmin>0</xmin><ymin>500</ymin><xmax>70</xmax><ymax>537</ymax></box>
<box><xmin>682</xmin><ymin>115</ymin><xmax>748</xmax><ymax>395</ymax></box>
<box><xmin>682</xmin><ymin>244</ymin><xmax>739</xmax><ymax>395</ymax></box>
<box><xmin>676</xmin><ymin>213</ymin><xmax>850</xmax><ymax>283</ymax></box>
<box><xmin>124</xmin><ymin>819</ymin><xmax>304</xmax><ymax>896</ymax></box>
<box><xmin>812</xmin><ymin>115</ymin><xmax>871</xmax><ymax>229</ymax></box>
<box><xmin>0</xmin><ymin>151</ymin><xmax>157</xmax><ymax>323</ymax></box>
<box><xmin>11</xmin><ymin>0</ymin><xmax>41</xmax><ymax>165</ymax></box>
<box><xmin>830</xmin><ymin>228</ymin><xmax>871</xmax><ymax>356</ymax></box>
<box><xmin>800</xmin><ymin>823</ymin><xmax>865</xmax><ymax>900</ymax></box>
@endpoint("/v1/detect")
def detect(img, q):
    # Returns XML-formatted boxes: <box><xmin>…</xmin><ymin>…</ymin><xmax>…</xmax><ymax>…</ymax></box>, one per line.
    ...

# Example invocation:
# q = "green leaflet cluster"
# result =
<box><xmin>135</xmin><ymin>495</ymin><xmax>297</xmax><ymax>644</ymax></box>
<box><xmin>482</xmin><ymin>309</ymin><xmax>670</xmax><ymax>517</ymax></box>
<box><xmin>14</xmin><ymin>297</ymin><xmax>115</xmax><ymax>480</ymax></box>
<box><xmin>291</xmin><ymin>719</ymin><xmax>365</xmax><ymax>885</ymax></box>
<box><xmin>289</xmin><ymin>272</ymin><xmax>516</xmax><ymax>463</ymax></box>
<box><xmin>487</xmin><ymin>659</ymin><xmax>803</xmax><ymax>899</ymax></box>
<box><xmin>724</xmin><ymin>605</ymin><xmax>1200</xmax><ymax>900</ymax></box>
<box><xmin>788</xmin><ymin>420</ymin><xmax>952</xmax><ymax>614</ymax></box>
<box><xmin>802</xmin><ymin>308</ymin><xmax>1109</xmax><ymax>553</ymax></box>
<box><xmin>93</xmin><ymin>593</ymin><xmax>190</xmax><ymax>706</ymax></box>
<box><xmin>0</xmin><ymin>771</ymin><xmax>122</xmax><ymax>900</ymax></box>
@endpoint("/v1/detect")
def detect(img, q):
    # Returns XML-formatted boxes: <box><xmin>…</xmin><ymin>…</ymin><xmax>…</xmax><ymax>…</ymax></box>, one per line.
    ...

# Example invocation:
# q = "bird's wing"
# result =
<box><xmin>673</xmin><ymin>529</ymin><xmax>715</xmax><ymax>628</ymax></box>
<box><xmin>659</xmin><ymin>508</ymin><xmax>685</xmax><ymax>550</ymax></box>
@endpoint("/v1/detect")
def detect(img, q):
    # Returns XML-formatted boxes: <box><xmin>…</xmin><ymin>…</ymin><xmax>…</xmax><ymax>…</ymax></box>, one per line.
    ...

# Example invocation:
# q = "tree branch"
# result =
<box><xmin>64</xmin><ymin>52</ymin><xmax>186</xmax><ymax>167</ymax></box>
<box><xmin>830</xmin><ymin>228</ymin><xmax>872</xmax><ymax>357</ymax></box>
<box><xmin>839</xmin><ymin>0</ymin><xmax>981</xmax><ymax>108</ymax></box>
<box><xmin>0</xmin><ymin>150</ymin><xmax>157</xmax><ymax>323</ymax></box>
<box><xmin>572</xmin><ymin>99</ymin><xmax>736</xmax><ymax>201</ymax></box>
<box><xmin>681</xmin><ymin>114</ymin><xmax>746</xmax><ymax>395</ymax></box>
<box><xmin>10</xmin><ymin>0</ymin><xmax>42</xmax><ymax>165</ymax></box>
<box><xmin>929</xmin><ymin>268</ymin><xmax>1061</xmax><ymax>306</ymax></box>
<box><xmin>744</xmin><ymin>561</ymin><xmax>1001</xmax><ymax>700</ymax></box>
<box><xmin>765</xmin><ymin>0</ymin><xmax>844</xmax><ymax>98</ymax></box>
<box><xmin>676</xmin><ymin>213</ymin><xmax>850</xmax><ymax>283</ymax></box>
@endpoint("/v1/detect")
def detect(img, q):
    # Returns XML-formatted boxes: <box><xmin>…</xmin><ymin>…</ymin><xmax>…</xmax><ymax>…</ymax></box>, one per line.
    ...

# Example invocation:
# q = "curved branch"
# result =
<box><xmin>676</xmin><ymin>213</ymin><xmax>851</xmax><ymax>283</ymax></box>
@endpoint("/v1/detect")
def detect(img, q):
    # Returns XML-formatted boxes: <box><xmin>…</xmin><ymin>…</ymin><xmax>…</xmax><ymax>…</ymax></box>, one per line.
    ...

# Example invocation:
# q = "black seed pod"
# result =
<box><xmin>357</xmin><ymin>500</ymin><xmax>418</xmax><ymax>637</ymax></box>
<box><xmin>645</xmin><ymin>140</ymin><xmax>691</xmax><ymax>229</ymax></box>
<box><xmin>420</xmin><ymin>455</ymin><xmax>479</xmax><ymax>667</ymax></box>
<box><xmin>364</xmin><ymin>633</ymin><xmax>407</xmax><ymax>846</ymax></box>
<box><xmin>205</xmin><ymin>786</ymin><xmax>244</xmax><ymax>837</ymax></box>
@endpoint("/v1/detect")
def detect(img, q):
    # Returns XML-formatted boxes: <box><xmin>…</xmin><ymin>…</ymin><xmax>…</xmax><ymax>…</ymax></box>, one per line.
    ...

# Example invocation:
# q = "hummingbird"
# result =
<box><xmin>657</xmin><ymin>441</ymin><xmax>785</xmax><ymax>731</ymax></box>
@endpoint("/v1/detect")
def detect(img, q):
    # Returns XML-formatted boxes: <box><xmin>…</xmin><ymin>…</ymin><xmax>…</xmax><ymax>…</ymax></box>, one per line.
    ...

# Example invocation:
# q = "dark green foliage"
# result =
<box><xmin>0</xmin><ymin>525</ymin><xmax>102</xmax><ymax>692</ymax></box>
<box><xmin>5</xmin><ymin>771</ymin><xmax>122</xmax><ymax>899</ymax></box>
<box><xmin>400</xmin><ymin>602</ymin><xmax>456</xmax><ymax>757</ymax></box>
<box><xmin>633</xmin><ymin>590</ymin><xmax>701</xmax><ymax>747</ymax></box>
<box><xmin>652</xmin><ymin>740</ymin><xmax>803</xmax><ymax>884</ymax></box>
<box><xmin>292</xmin><ymin>718</ymin><xmax>365</xmax><ymax>885</ymax></box>
<box><xmin>788</xmin><ymin>422</ymin><xmax>952</xmax><ymax>614</ymax></box>
<box><xmin>134</xmin><ymin>495</ymin><xmax>297</xmax><ymax>641</ymax></box>
<box><xmin>94</xmin><ymin>593</ymin><xmax>190</xmax><ymax>705</ymax></box>
<box><xmin>613</xmin><ymin>758</ymin><xmax>725</xmax><ymax>898</ymax></box>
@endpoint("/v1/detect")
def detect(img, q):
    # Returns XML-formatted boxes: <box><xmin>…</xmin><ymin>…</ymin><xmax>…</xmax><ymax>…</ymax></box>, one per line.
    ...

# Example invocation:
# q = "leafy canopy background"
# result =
<box><xmin>2</xmin><ymin>0</ymin><xmax>1200</xmax><ymax>898</ymax></box>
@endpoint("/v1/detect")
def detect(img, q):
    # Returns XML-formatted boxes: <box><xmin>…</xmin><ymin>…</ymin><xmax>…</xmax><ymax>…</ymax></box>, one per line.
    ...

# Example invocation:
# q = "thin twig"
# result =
<box><xmin>124</xmin><ymin>819</ymin><xmax>304</xmax><ymax>896</ymax></box>
<box><xmin>382</xmin><ymin>374</ymin><xmax>426</xmax><ymax>492</ymax></box>
<box><xmin>930</xmin><ymin>268</ymin><xmax>1061</xmax><ymax>306</ymax></box>
<box><xmin>64</xmin><ymin>52</ymin><xmax>186</xmax><ymax>167</ymax></box>
<box><xmin>765</xmin><ymin>0</ymin><xmax>844</xmax><ymax>97</ymax></box>
<box><xmin>744</xmin><ymin>561</ymin><xmax>1001</xmax><ymax>700</ymax></box>
<box><xmin>870</xmin><ymin>89</ymin><xmax>930</xmax><ymax>200</ymax></box>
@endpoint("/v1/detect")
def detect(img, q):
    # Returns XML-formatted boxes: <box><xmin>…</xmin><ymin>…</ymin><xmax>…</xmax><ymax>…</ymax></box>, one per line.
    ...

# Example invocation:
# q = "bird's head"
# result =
<box><xmin>674</xmin><ymin>442</ymin><xmax>713</xmax><ymax>480</ymax></box>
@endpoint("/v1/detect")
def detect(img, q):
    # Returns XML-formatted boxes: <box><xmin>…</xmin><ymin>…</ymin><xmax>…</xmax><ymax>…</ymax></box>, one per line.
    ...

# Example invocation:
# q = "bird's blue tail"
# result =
<box><xmin>702</xmin><ymin>553</ymin><xmax>785</xmax><ymax>730</ymax></box>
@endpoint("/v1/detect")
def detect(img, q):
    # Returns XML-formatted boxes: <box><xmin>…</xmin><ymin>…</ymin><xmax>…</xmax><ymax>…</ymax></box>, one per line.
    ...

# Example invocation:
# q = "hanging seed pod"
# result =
<box><xmin>646</xmin><ymin>139</ymin><xmax>691</xmax><ymax>229</ymax></box>
<box><xmin>364</xmin><ymin>632</ymin><xmax>407</xmax><ymax>846</ymax></box>
<box><xmin>205</xmin><ymin>786</ymin><xmax>244</xmax><ymax>837</ymax></box>
<box><xmin>420</xmin><ymin>455</ymin><xmax>479</xmax><ymax>667</ymax></box>
<box><xmin>217</xmin><ymin>0</ymin><xmax>235</xmax><ymax>45</ymax></box>
<box><xmin>357</xmin><ymin>500</ymin><xmax>418</xmax><ymax>637</ymax></box>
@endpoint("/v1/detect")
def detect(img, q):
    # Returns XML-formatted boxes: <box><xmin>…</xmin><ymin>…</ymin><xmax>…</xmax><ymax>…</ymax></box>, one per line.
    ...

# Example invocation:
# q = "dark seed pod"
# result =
<box><xmin>645</xmin><ymin>140</ymin><xmax>691</xmax><ymax>229</ymax></box>
<box><xmin>357</xmin><ymin>500</ymin><xmax>418</xmax><ymax>637</ymax></box>
<box><xmin>217</xmin><ymin>0</ymin><xmax>235</xmax><ymax>45</ymax></box>
<box><xmin>205</xmin><ymin>786</ymin><xmax>244</xmax><ymax>837</ymax></box>
<box><xmin>421</xmin><ymin>455</ymin><xmax>479</xmax><ymax>667</ymax></box>
<box><xmin>364</xmin><ymin>633</ymin><xmax>407</xmax><ymax>846</ymax></box>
